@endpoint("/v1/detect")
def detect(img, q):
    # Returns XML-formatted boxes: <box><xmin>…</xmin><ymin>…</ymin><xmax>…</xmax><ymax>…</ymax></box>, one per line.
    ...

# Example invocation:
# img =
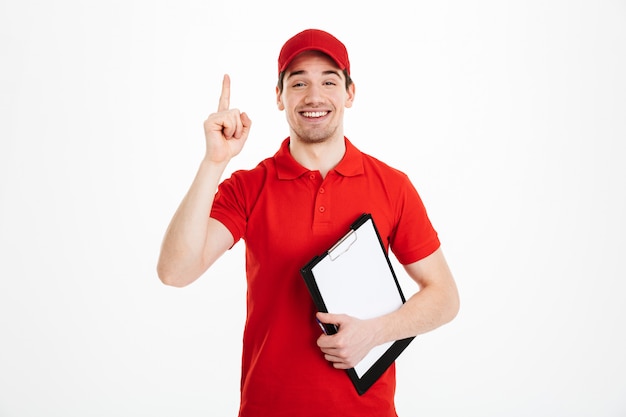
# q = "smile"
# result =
<box><xmin>301</xmin><ymin>111</ymin><xmax>328</xmax><ymax>118</ymax></box>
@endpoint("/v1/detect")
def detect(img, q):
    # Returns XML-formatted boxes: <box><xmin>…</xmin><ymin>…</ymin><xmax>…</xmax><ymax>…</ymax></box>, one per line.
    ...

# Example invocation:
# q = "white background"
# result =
<box><xmin>1</xmin><ymin>1</ymin><xmax>625</xmax><ymax>416</ymax></box>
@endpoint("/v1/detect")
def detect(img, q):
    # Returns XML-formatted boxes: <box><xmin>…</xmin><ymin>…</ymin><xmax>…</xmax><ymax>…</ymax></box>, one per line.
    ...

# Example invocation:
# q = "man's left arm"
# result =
<box><xmin>316</xmin><ymin>247</ymin><xmax>459</xmax><ymax>369</ymax></box>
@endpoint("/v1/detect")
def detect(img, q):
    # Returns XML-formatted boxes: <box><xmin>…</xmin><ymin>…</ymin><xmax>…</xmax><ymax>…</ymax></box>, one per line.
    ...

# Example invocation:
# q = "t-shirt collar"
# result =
<box><xmin>275</xmin><ymin>137</ymin><xmax>364</xmax><ymax>180</ymax></box>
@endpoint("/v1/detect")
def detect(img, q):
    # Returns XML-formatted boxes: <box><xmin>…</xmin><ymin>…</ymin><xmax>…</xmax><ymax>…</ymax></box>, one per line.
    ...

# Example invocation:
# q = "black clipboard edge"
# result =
<box><xmin>350</xmin><ymin>212</ymin><xmax>371</xmax><ymax>229</ymax></box>
<box><xmin>347</xmin><ymin>336</ymin><xmax>415</xmax><ymax>395</ymax></box>
<box><xmin>300</xmin><ymin>213</ymin><xmax>415</xmax><ymax>395</ymax></box>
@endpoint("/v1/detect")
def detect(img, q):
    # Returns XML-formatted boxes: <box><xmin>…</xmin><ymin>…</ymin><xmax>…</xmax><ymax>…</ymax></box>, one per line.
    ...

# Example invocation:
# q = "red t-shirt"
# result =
<box><xmin>211</xmin><ymin>137</ymin><xmax>440</xmax><ymax>417</ymax></box>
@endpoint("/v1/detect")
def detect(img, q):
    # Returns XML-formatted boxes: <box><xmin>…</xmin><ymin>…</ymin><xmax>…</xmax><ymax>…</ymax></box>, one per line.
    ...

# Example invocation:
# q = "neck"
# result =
<box><xmin>289</xmin><ymin>135</ymin><xmax>346</xmax><ymax>178</ymax></box>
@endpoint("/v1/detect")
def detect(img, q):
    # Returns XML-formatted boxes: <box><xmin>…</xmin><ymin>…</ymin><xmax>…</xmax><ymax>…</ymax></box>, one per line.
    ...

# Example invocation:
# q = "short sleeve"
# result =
<box><xmin>389</xmin><ymin>175</ymin><xmax>440</xmax><ymax>265</ymax></box>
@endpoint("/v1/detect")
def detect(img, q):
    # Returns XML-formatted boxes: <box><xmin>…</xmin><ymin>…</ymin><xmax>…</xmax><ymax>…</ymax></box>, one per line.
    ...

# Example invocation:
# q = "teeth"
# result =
<box><xmin>302</xmin><ymin>111</ymin><xmax>328</xmax><ymax>118</ymax></box>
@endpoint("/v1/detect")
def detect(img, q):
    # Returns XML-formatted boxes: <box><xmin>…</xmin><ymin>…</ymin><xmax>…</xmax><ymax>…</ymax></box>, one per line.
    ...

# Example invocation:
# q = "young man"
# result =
<box><xmin>157</xmin><ymin>28</ymin><xmax>459</xmax><ymax>417</ymax></box>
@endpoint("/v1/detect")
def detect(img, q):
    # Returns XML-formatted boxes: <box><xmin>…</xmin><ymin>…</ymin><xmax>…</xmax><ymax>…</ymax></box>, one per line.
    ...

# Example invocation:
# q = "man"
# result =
<box><xmin>157</xmin><ymin>28</ymin><xmax>459</xmax><ymax>417</ymax></box>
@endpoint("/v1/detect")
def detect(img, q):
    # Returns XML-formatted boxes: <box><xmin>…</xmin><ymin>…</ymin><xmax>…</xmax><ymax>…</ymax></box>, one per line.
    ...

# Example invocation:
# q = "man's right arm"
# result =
<box><xmin>157</xmin><ymin>159</ymin><xmax>234</xmax><ymax>287</ymax></box>
<box><xmin>157</xmin><ymin>75</ymin><xmax>251</xmax><ymax>287</ymax></box>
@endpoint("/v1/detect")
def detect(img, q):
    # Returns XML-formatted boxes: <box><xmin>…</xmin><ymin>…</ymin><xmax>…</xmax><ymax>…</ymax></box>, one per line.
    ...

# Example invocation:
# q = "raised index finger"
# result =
<box><xmin>217</xmin><ymin>74</ymin><xmax>230</xmax><ymax>112</ymax></box>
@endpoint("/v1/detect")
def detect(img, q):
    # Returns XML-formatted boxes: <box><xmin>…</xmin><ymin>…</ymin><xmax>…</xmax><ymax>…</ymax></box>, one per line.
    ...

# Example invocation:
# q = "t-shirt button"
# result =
<box><xmin>319</xmin><ymin>206</ymin><xmax>326</xmax><ymax>213</ymax></box>
<box><xmin>319</xmin><ymin>187</ymin><xmax>325</xmax><ymax>194</ymax></box>
<box><xmin>309</xmin><ymin>174</ymin><xmax>316</xmax><ymax>180</ymax></box>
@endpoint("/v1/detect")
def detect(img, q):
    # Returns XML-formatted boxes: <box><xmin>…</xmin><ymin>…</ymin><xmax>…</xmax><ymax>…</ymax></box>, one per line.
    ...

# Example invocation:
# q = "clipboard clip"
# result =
<box><xmin>328</xmin><ymin>230</ymin><xmax>357</xmax><ymax>261</ymax></box>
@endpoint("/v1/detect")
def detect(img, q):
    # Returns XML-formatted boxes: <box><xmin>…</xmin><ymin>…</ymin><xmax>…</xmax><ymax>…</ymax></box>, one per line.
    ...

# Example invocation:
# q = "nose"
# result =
<box><xmin>304</xmin><ymin>84</ymin><xmax>323</xmax><ymax>105</ymax></box>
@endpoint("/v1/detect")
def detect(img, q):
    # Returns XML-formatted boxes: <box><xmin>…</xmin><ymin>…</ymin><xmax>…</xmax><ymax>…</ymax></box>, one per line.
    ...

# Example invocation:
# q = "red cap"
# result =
<box><xmin>278</xmin><ymin>29</ymin><xmax>350</xmax><ymax>75</ymax></box>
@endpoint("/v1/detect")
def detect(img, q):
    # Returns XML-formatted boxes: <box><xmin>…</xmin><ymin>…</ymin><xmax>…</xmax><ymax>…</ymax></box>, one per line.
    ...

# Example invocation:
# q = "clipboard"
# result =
<box><xmin>300</xmin><ymin>213</ymin><xmax>415</xmax><ymax>395</ymax></box>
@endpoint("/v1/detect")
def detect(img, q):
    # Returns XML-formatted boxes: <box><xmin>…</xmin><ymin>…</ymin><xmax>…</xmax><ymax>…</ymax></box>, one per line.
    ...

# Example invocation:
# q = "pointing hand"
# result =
<box><xmin>203</xmin><ymin>74</ymin><xmax>252</xmax><ymax>164</ymax></box>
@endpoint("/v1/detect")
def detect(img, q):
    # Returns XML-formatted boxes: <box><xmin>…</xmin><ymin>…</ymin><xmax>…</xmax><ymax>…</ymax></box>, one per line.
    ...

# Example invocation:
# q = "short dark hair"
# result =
<box><xmin>277</xmin><ymin>69</ymin><xmax>353</xmax><ymax>94</ymax></box>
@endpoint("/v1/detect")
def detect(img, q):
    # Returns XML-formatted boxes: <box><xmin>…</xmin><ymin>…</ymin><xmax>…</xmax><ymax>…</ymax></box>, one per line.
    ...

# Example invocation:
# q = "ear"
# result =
<box><xmin>345</xmin><ymin>82</ymin><xmax>356</xmax><ymax>108</ymax></box>
<box><xmin>276</xmin><ymin>86</ymin><xmax>285</xmax><ymax>110</ymax></box>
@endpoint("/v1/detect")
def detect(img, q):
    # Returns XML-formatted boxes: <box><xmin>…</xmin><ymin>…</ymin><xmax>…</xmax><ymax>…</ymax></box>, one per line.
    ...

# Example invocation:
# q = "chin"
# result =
<box><xmin>299</xmin><ymin>136</ymin><xmax>329</xmax><ymax>144</ymax></box>
<box><xmin>293</xmin><ymin>128</ymin><xmax>338</xmax><ymax>144</ymax></box>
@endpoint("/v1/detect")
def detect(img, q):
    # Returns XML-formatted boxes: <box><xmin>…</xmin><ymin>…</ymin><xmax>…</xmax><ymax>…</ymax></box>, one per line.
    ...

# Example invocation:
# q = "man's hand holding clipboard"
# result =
<box><xmin>316</xmin><ymin>311</ymin><xmax>382</xmax><ymax>371</ymax></box>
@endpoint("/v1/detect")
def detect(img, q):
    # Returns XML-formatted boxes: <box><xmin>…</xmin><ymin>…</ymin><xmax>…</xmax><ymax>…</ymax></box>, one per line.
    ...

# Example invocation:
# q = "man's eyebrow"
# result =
<box><xmin>286</xmin><ymin>69</ymin><xmax>342</xmax><ymax>80</ymax></box>
<box><xmin>286</xmin><ymin>70</ymin><xmax>306</xmax><ymax>80</ymax></box>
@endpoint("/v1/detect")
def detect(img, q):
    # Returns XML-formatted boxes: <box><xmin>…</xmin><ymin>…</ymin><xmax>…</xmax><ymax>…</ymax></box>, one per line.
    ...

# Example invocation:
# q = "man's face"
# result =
<box><xmin>277</xmin><ymin>51</ymin><xmax>355</xmax><ymax>144</ymax></box>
